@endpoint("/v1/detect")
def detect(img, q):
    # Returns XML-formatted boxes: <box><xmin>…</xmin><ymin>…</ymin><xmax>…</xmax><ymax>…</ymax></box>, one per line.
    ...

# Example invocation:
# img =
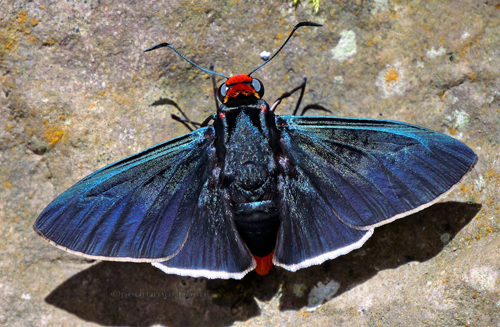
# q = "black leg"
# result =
<box><xmin>292</xmin><ymin>77</ymin><xmax>307</xmax><ymax>116</ymax></box>
<box><xmin>270</xmin><ymin>77</ymin><xmax>331</xmax><ymax>116</ymax></box>
<box><xmin>299</xmin><ymin>104</ymin><xmax>331</xmax><ymax>116</ymax></box>
<box><xmin>152</xmin><ymin>98</ymin><xmax>213</xmax><ymax>131</ymax></box>
<box><xmin>270</xmin><ymin>77</ymin><xmax>307</xmax><ymax>112</ymax></box>
<box><xmin>170</xmin><ymin>114</ymin><xmax>194</xmax><ymax>132</ymax></box>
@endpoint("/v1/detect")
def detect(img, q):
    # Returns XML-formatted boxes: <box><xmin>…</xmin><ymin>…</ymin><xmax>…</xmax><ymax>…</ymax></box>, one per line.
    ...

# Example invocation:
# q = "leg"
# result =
<box><xmin>299</xmin><ymin>104</ymin><xmax>331</xmax><ymax>116</ymax></box>
<box><xmin>270</xmin><ymin>77</ymin><xmax>307</xmax><ymax>113</ymax></box>
<box><xmin>152</xmin><ymin>98</ymin><xmax>213</xmax><ymax>132</ymax></box>
<box><xmin>270</xmin><ymin>77</ymin><xmax>331</xmax><ymax>116</ymax></box>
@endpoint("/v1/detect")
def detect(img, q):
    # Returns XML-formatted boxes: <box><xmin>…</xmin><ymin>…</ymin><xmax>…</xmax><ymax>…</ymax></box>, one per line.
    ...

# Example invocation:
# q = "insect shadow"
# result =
<box><xmin>44</xmin><ymin>201</ymin><xmax>479</xmax><ymax>326</ymax></box>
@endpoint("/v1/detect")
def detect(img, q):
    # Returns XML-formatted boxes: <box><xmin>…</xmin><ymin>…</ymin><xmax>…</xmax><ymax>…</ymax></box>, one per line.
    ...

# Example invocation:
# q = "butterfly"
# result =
<box><xmin>34</xmin><ymin>22</ymin><xmax>477</xmax><ymax>279</ymax></box>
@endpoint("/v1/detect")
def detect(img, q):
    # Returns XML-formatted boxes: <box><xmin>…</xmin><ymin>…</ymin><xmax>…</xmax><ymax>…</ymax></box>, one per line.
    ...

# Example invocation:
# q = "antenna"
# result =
<box><xmin>144</xmin><ymin>43</ymin><xmax>229</xmax><ymax>79</ymax></box>
<box><xmin>144</xmin><ymin>22</ymin><xmax>322</xmax><ymax>79</ymax></box>
<box><xmin>247</xmin><ymin>22</ymin><xmax>322</xmax><ymax>76</ymax></box>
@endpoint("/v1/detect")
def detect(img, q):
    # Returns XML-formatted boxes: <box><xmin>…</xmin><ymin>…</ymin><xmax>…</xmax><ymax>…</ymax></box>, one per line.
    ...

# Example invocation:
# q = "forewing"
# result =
<box><xmin>275</xmin><ymin>116</ymin><xmax>477</xmax><ymax>269</ymax></box>
<box><xmin>34</xmin><ymin>127</ymin><xmax>216</xmax><ymax>261</ymax></box>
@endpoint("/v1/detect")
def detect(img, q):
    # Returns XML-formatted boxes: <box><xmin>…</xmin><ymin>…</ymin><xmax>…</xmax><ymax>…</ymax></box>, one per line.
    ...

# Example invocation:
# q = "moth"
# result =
<box><xmin>34</xmin><ymin>22</ymin><xmax>477</xmax><ymax>279</ymax></box>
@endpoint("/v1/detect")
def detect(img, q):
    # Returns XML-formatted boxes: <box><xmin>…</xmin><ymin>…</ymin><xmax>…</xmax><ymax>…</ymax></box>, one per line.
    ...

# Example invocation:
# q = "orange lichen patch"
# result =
<box><xmin>4</xmin><ymin>181</ymin><xmax>11</xmax><ymax>188</ymax></box>
<box><xmin>253</xmin><ymin>251</ymin><xmax>274</xmax><ymax>276</ymax></box>
<box><xmin>113</xmin><ymin>92</ymin><xmax>123</xmax><ymax>100</ymax></box>
<box><xmin>30</xmin><ymin>17</ymin><xmax>39</xmax><ymax>27</ymax></box>
<box><xmin>448</xmin><ymin>127</ymin><xmax>457</xmax><ymax>136</ymax></box>
<box><xmin>473</xmin><ymin>223</ymin><xmax>495</xmax><ymax>241</ymax></box>
<box><xmin>44</xmin><ymin>125</ymin><xmax>65</xmax><ymax>146</ymax></box>
<box><xmin>417</xmin><ymin>23</ymin><xmax>431</xmax><ymax>32</ymax></box>
<box><xmin>484</xmin><ymin>170</ymin><xmax>498</xmax><ymax>180</ymax></box>
<box><xmin>456</xmin><ymin>32</ymin><xmax>483</xmax><ymax>62</ymax></box>
<box><xmin>42</xmin><ymin>39</ymin><xmax>55</xmax><ymax>46</ymax></box>
<box><xmin>1</xmin><ymin>32</ymin><xmax>18</xmax><ymax>53</ymax></box>
<box><xmin>385</xmin><ymin>68</ymin><xmax>400</xmax><ymax>84</ymax></box>
<box><xmin>460</xmin><ymin>184</ymin><xmax>469</xmax><ymax>193</ymax></box>
<box><xmin>1</xmin><ymin>10</ymin><xmax>41</xmax><ymax>55</ymax></box>
<box><xmin>17</xmin><ymin>10</ymin><xmax>28</xmax><ymax>23</ymax></box>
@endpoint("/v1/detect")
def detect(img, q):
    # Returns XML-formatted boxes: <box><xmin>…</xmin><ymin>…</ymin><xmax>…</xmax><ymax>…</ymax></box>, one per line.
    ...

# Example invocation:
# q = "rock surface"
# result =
<box><xmin>1</xmin><ymin>0</ymin><xmax>499</xmax><ymax>326</ymax></box>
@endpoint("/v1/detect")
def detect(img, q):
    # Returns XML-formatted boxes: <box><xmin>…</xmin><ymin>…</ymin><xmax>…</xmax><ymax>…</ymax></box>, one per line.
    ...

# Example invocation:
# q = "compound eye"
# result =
<box><xmin>252</xmin><ymin>78</ymin><xmax>265</xmax><ymax>98</ymax></box>
<box><xmin>218</xmin><ymin>83</ymin><xmax>228</xmax><ymax>102</ymax></box>
<box><xmin>252</xmin><ymin>78</ymin><xmax>261</xmax><ymax>92</ymax></box>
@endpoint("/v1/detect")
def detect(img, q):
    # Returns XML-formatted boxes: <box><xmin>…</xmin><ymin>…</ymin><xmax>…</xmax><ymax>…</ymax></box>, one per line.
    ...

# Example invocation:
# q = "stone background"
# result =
<box><xmin>1</xmin><ymin>0</ymin><xmax>499</xmax><ymax>326</ymax></box>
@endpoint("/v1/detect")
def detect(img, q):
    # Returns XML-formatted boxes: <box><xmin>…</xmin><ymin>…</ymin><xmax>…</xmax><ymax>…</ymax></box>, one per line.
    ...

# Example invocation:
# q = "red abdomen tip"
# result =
<box><xmin>253</xmin><ymin>251</ymin><xmax>274</xmax><ymax>276</ymax></box>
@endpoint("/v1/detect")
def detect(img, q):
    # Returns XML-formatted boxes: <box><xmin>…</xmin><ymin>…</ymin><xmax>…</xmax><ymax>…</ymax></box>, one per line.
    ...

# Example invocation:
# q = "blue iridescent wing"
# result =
<box><xmin>153</xmin><ymin>175</ymin><xmax>256</xmax><ymax>279</ymax></box>
<box><xmin>275</xmin><ymin>116</ymin><xmax>477</xmax><ymax>270</ymax></box>
<box><xmin>34</xmin><ymin>127</ymin><xmax>254</xmax><ymax>277</ymax></box>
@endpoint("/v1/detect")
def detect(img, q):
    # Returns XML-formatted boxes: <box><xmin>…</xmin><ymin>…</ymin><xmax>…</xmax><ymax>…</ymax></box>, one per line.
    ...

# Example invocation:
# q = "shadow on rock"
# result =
<box><xmin>278</xmin><ymin>201</ymin><xmax>481</xmax><ymax>309</ymax></box>
<box><xmin>45</xmin><ymin>201</ymin><xmax>480</xmax><ymax>326</ymax></box>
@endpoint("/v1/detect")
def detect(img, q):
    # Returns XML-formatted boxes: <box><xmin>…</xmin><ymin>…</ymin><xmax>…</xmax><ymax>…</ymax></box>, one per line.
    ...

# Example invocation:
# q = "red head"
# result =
<box><xmin>218</xmin><ymin>74</ymin><xmax>265</xmax><ymax>104</ymax></box>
